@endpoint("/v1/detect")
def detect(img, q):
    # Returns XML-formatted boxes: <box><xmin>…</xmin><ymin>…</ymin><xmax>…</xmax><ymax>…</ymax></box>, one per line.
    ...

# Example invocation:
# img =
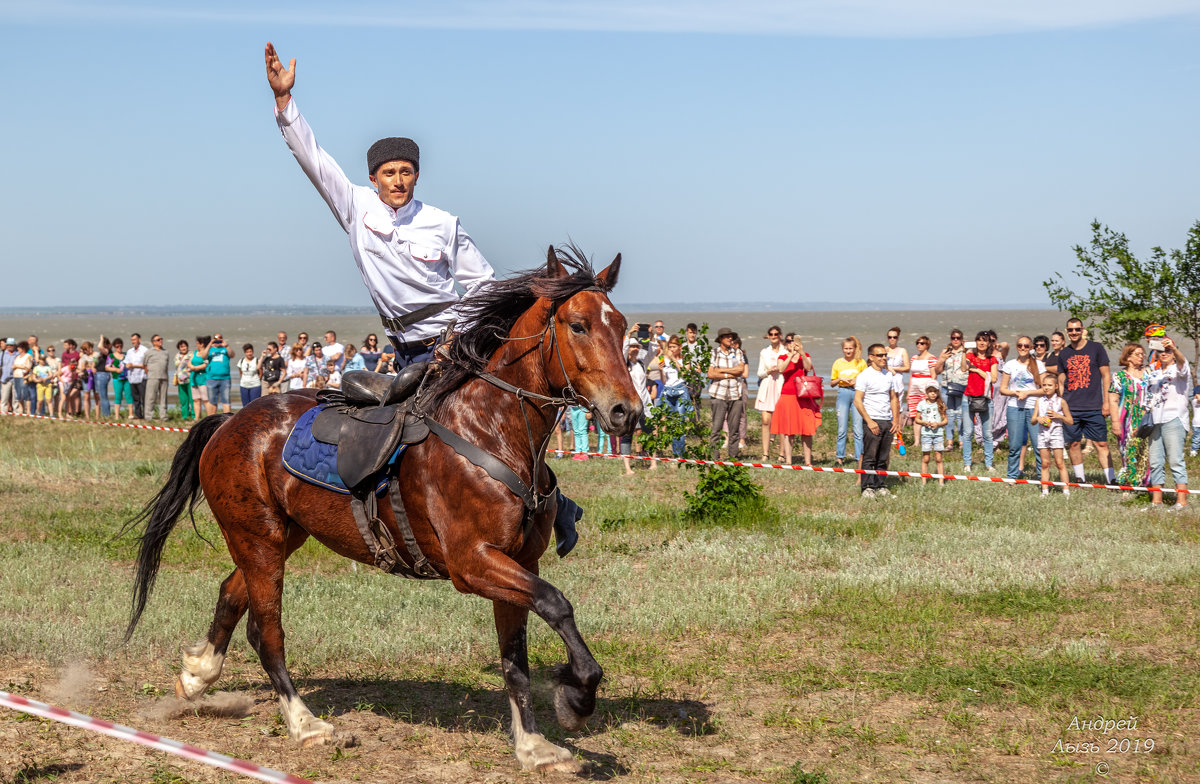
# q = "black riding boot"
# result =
<box><xmin>553</xmin><ymin>489</ymin><xmax>583</xmax><ymax>558</ymax></box>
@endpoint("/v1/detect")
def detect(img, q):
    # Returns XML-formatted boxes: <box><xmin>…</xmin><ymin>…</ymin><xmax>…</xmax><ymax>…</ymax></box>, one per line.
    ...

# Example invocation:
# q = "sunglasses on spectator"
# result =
<box><xmin>1066</xmin><ymin>328</ymin><xmax>1082</xmax><ymax>332</ymax></box>
<box><xmin>768</xmin><ymin>331</ymin><xmax>781</xmax><ymax>337</ymax></box>
<box><xmin>870</xmin><ymin>352</ymin><xmax>887</xmax><ymax>358</ymax></box>
<box><xmin>917</xmin><ymin>341</ymin><xmax>929</xmax><ymax>345</ymax></box>
<box><xmin>1017</xmin><ymin>342</ymin><xmax>1032</xmax><ymax>348</ymax></box>
<box><xmin>887</xmin><ymin>334</ymin><xmax>899</xmax><ymax>339</ymax></box>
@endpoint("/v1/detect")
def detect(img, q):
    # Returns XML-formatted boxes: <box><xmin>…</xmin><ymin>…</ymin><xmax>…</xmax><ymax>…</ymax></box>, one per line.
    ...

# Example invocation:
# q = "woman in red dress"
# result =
<box><xmin>770</xmin><ymin>335</ymin><xmax>822</xmax><ymax>466</ymax></box>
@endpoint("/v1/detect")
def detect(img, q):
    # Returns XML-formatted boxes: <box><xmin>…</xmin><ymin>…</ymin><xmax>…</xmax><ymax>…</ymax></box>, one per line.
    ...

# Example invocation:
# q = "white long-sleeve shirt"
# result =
<box><xmin>275</xmin><ymin>99</ymin><xmax>496</xmax><ymax>342</ymax></box>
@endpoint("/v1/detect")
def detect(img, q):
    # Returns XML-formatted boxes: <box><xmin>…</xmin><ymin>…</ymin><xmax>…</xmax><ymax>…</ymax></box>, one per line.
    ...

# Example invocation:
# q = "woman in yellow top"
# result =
<box><xmin>831</xmin><ymin>336</ymin><xmax>866</xmax><ymax>467</ymax></box>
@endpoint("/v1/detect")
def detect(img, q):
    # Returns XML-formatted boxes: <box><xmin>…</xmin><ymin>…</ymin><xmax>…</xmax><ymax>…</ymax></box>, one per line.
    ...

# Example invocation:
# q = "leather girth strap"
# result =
<box><xmin>424</xmin><ymin>417</ymin><xmax>549</xmax><ymax>513</ymax></box>
<box><xmin>349</xmin><ymin>479</ymin><xmax>441</xmax><ymax>579</ymax></box>
<box><xmin>423</xmin><ymin>416</ymin><xmax>558</xmax><ymax>545</ymax></box>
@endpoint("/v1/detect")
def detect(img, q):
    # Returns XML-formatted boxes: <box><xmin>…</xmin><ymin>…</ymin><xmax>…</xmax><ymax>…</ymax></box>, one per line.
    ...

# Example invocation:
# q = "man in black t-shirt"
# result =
<box><xmin>1056</xmin><ymin>318</ymin><xmax>1113</xmax><ymax>483</ymax></box>
<box><xmin>258</xmin><ymin>341</ymin><xmax>286</xmax><ymax>395</ymax></box>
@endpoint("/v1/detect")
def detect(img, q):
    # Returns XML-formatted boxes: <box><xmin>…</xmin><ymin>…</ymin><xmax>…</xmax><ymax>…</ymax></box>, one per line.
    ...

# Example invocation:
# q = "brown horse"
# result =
<box><xmin>123</xmin><ymin>247</ymin><xmax>640</xmax><ymax>772</ymax></box>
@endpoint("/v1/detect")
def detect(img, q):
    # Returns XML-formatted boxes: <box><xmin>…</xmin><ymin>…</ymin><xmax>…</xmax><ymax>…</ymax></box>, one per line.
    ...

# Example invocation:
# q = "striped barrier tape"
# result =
<box><xmin>549</xmin><ymin>450</ymin><xmax>1191</xmax><ymax>495</ymax></box>
<box><xmin>1</xmin><ymin>409</ymin><xmax>191</xmax><ymax>433</ymax></box>
<box><xmin>0</xmin><ymin>690</ymin><xmax>313</xmax><ymax>784</ymax></box>
<box><xmin>2</xmin><ymin>409</ymin><xmax>1186</xmax><ymax>496</ymax></box>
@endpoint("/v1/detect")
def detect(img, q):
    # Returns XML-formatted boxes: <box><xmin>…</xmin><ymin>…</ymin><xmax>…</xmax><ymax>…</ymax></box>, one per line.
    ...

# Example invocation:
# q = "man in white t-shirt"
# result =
<box><xmin>322</xmin><ymin>331</ymin><xmax>345</xmax><ymax>369</ymax></box>
<box><xmin>854</xmin><ymin>343</ymin><xmax>900</xmax><ymax>498</ymax></box>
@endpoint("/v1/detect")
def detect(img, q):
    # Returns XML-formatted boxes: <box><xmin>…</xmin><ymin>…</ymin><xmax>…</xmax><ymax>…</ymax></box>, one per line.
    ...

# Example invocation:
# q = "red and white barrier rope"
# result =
<box><xmin>0</xmin><ymin>690</ymin><xmax>312</xmax><ymax>784</ymax></box>
<box><xmin>549</xmin><ymin>450</ymin><xmax>1191</xmax><ymax>495</ymax></box>
<box><xmin>1</xmin><ymin>409</ymin><xmax>191</xmax><ymax>433</ymax></box>
<box><xmin>3</xmin><ymin>409</ymin><xmax>1185</xmax><ymax>495</ymax></box>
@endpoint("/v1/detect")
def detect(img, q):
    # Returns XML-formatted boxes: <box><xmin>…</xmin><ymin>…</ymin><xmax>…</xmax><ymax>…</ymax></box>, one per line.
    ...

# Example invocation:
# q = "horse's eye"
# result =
<box><xmin>569</xmin><ymin>322</ymin><xmax>586</xmax><ymax>335</ymax></box>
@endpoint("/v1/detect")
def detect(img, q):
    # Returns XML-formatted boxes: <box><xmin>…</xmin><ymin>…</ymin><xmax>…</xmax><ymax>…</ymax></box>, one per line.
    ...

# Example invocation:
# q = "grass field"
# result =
<box><xmin>1</xmin><ymin>411</ymin><xmax>1198</xmax><ymax>783</ymax></box>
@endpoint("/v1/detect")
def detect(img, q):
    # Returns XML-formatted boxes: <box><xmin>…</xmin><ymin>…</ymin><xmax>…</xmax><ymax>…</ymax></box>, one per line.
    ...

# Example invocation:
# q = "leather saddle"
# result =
<box><xmin>312</xmin><ymin>363</ymin><xmax>432</xmax><ymax>491</ymax></box>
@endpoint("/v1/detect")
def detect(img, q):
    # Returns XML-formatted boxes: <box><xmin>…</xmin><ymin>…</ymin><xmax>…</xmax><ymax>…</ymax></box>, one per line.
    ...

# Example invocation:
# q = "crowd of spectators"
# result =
<box><xmin>4</xmin><ymin>318</ymin><xmax>1198</xmax><ymax>504</ymax></box>
<box><xmin>0</xmin><ymin>329</ymin><xmax>394</xmax><ymax>423</ymax></box>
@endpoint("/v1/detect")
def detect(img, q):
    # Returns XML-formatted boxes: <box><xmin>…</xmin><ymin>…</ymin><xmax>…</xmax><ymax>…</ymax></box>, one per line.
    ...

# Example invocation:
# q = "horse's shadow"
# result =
<box><xmin>295</xmin><ymin>667</ymin><xmax>714</xmax><ymax>780</ymax></box>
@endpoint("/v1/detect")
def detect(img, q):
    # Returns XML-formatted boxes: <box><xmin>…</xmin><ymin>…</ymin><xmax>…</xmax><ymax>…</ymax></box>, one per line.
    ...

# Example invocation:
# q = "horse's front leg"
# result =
<box><xmin>494</xmin><ymin>600</ymin><xmax>579</xmax><ymax>772</ymax></box>
<box><xmin>458</xmin><ymin>551</ymin><xmax>602</xmax><ymax>733</ymax></box>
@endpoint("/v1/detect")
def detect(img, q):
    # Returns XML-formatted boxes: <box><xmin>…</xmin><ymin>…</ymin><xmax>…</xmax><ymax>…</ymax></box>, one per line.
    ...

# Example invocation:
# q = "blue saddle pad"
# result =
<box><xmin>282</xmin><ymin>405</ymin><xmax>398</xmax><ymax>495</ymax></box>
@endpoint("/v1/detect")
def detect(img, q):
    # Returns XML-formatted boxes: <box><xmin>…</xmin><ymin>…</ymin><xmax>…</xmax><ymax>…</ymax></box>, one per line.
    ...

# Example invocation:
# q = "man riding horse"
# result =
<box><xmin>265</xmin><ymin>42</ymin><xmax>581</xmax><ymax>555</ymax></box>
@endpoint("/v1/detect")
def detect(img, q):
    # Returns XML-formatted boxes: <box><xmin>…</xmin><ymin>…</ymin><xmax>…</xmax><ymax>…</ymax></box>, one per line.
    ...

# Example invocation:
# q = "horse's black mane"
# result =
<box><xmin>421</xmin><ymin>244</ymin><xmax>609</xmax><ymax>415</ymax></box>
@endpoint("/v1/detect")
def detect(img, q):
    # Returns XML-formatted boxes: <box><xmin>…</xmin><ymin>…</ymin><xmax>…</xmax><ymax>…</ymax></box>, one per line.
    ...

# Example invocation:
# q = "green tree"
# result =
<box><xmin>638</xmin><ymin>324</ymin><xmax>768</xmax><ymax>523</ymax></box>
<box><xmin>1043</xmin><ymin>219</ymin><xmax>1200</xmax><ymax>367</ymax></box>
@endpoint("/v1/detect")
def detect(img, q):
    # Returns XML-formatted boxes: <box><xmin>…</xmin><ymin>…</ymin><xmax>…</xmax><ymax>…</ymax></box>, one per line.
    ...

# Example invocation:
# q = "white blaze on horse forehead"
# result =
<box><xmin>600</xmin><ymin>302</ymin><xmax>615</xmax><ymax>328</ymax></box>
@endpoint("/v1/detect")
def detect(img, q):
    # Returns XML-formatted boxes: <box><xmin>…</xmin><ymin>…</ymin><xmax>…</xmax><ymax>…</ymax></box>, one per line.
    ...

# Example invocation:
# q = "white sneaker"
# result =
<box><xmin>877</xmin><ymin>487</ymin><xmax>893</xmax><ymax>497</ymax></box>
<box><xmin>1140</xmin><ymin>504</ymin><xmax>1163</xmax><ymax>513</ymax></box>
<box><xmin>861</xmin><ymin>488</ymin><xmax>877</xmax><ymax>499</ymax></box>
<box><xmin>1167</xmin><ymin>503</ymin><xmax>1187</xmax><ymax>512</ymax></box>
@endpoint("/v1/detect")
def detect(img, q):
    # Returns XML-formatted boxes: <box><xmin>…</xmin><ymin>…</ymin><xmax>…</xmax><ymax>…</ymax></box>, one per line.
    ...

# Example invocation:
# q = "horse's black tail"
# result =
<box><xmin>122</xmin><ymin>414</ymin><xmax>232</xmax><ymax>643</ymax></box>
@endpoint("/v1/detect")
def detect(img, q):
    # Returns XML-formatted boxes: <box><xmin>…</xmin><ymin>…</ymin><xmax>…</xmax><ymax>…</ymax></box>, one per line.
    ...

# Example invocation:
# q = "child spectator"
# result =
<box><xmin>33</xmin><ymin>356</ymin><xmax>55</xmax><ymax>416</ymax></box>
<box><xmin>568</xmin><ymin>405</ymin><xmax>590</xmax><ymax>460</ymax></box>
<box><xmin>326</xmin><ymin>360</ymin><xmax>342</xmax><ymax>389</ymax></box>
<box><xmin>914</xmin><ymin>386</ymin><xmax>947</xmax><ymax>486</ymax></box>
<box><xmin>175</xmin><ymin>340</ymin><xmax>195</xmax><ymax>421</ymax></box>
<box><xmin>1034</xmin><ymin>374</ymin><xmax>1073</xmax><ymax>496</ymax></box>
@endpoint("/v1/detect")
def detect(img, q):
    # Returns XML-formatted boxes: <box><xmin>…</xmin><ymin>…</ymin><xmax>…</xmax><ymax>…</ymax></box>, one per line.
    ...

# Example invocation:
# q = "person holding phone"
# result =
<box><xmin>1142</xmin><ymin>334</ymin><xmax>1191</xmax><ymax>510</ymax></box>
<box><xmin>205</xmin><ymin>334</ymin><xmax>233</xmax><ymax>414</ymax></box>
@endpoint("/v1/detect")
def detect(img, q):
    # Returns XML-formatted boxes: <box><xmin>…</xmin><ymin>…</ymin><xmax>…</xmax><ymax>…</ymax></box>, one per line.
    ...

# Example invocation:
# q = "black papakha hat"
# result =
<box><xmin>367</xmin><ymin>137</ymin><xmax>420</xmax><ymax>176</ymax></box>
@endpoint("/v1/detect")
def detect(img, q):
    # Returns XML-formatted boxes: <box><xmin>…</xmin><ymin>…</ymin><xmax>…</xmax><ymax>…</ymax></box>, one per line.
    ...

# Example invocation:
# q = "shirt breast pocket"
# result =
<box><xmin>408</xmin><ymin>243</ymin><xmax>450</xmax><ymax>282</ymax></box>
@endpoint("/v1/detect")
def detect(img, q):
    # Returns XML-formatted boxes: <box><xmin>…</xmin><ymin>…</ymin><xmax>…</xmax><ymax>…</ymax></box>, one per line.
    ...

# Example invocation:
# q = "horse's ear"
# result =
<box><xmin>546</xmin><ymin>246</ymin><xmax>567</xmax><ymax>278</ymax></box>
<box><xmin>595</xmin><ymin>253</ymin><xmax>621</xmax><ymax>291</ymax></box>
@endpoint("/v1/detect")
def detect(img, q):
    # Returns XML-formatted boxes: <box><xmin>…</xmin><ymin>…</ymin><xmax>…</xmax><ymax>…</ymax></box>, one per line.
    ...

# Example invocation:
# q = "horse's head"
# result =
<box><xmin>540</xmin><ymin>247</ymin><xmax>643</xmax><ymax>438</ymax></box>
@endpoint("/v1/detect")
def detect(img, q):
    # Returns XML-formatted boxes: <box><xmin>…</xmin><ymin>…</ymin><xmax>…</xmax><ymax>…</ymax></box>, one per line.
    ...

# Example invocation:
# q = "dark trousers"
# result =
<box><xmin>861</xmin><ymin>419</ymin><xmax>894</xmax><ymax>491</ymax></box>
<box><xmin>130</xmin><ymin>381</ymin><xmax>146</xmax><ymax>419</ymax></box>
<box><xmin>239</xmin><ymin>385</ymin><xmax>263</xmax><ymax>408</ymax></box>
<box><xmin>388</xmin><ymin>337</ymin><xmax>436</xmax><ymax>370</ymax></box>
<box><xmin>710</xmin><ymin>397</ymin><xmax>745</xmax><ymax>459</ymax></box>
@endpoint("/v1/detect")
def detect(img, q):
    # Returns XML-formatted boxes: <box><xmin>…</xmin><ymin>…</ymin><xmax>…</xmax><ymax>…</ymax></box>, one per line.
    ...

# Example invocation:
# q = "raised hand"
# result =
<box><xmin>264</xmin><ymin>42</ymin><xmax>295</xmax><ymax>109</ymax></box>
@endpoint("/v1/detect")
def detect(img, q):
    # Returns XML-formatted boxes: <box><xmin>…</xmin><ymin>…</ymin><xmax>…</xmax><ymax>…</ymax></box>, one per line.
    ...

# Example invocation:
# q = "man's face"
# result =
<box><xmin>653</xmin><ymin>322</ymin><xmax>664</xmax><ymax>335</ymax></box>
<box><xmin>152</xmin><ymin>336</ymin><xmax>163</xmax><ymax>350</ymax></box>
<box><xmin>370</xmin><ymin>160</ymin><xmax>419</xmax><ymax>210</ymax></box>
<box><xmin>324</xmin><ymin>332</ymin><xmax>336</xmax><ymax>345</ymax></box>
<box><xmin>686</xmin><ymin>328</ymin><xmax>697</xmax><ymax>342</ymax></box>
<box><xmin>868</xmin><ymin>347</ymin><xmax>888</xmax><ymax>369</ymax></box>
<box><xmin>277</xmin><ymin>332</ymin><xmax>287</xmax><ymax>346</ymax></box>
<box><xmin>1065</xmin><ymin>324</ymin><xmax>1084</xmax><ymax>346</ymax></box>
<box><xmin>719</xmin><ymin>334</ymin><xmax>734</xmax><ymax>350</ymax></box>
<box><xmin>130</xmin><ymin>335</ymin><xmax>141</xmax><ymax>348</ymax></box>
<box><xmin>245</xmin><ymin>348</ymin><xmax>254</xmax><ymax>359</ymax></box>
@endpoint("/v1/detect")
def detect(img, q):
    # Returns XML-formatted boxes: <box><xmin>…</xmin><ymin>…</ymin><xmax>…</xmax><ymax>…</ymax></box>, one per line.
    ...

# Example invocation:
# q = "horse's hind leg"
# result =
<box><xmin>494</xmin><ymin>601</ymin><xmax>578</xmax><ymax>773</ymax></box>
<box><xmin>235</xmin><ymin>527</ymin><xmax>353</xmax><ymax>747</ymax></box>
<box><xmin>176</xmin><ymin>526</ymin><xmax>309</xmax><ymax>701</ymax></box>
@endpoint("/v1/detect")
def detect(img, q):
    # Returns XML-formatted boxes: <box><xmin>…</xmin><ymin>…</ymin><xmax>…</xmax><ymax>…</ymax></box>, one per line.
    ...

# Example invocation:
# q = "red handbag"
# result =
<box><xmin>796</xmin><ymin>373</ymin><xmax>824</xmax><ymax>400</ymax></box>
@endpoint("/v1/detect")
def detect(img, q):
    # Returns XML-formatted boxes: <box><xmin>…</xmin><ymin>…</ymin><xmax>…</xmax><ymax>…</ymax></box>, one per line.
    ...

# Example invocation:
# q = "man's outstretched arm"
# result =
<box><xmin>265</xmin><ymin>42</ymin><xmax>356</xmax><ymax>232</ymax></box>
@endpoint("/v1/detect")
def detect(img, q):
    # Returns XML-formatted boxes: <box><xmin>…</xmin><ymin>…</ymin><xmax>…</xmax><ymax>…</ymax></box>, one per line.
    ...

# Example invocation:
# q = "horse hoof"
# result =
<box><xmin>174</xmin><ymin>676</ymin><xmax>189</xmax><ymax>700</ymax></box>
<box><xmin>300</xmin><ymin>729</ymin><xmax>357</xmax><ymax>748</ymax></box>
<box><xmin>536</xmin><ymin>758</ymin><xmax>582</xmax><ymax>774</ymax></box>
<box><xmin>517</xmin><ymin>737</ymin><xmax>577</xmax><ymax>772</ymax></box>
<box><xmin>554</xmin><ymin>685</ymin><xmax>589</xmax><ymax>732</ymax></box>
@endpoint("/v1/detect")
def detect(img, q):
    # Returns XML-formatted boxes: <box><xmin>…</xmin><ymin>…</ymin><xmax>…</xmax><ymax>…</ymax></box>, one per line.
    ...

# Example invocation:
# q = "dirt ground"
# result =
<box><xmin>5</xmin><ymin>650</ymin><xmax>1194</xmax><ymax>784</ymax></box>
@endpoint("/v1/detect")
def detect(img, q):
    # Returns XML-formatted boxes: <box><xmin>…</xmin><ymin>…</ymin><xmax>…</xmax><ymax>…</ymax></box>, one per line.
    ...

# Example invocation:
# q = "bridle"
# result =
<box><xmin>426</xmin><ymin>287</ymin><xmax>612</xmax><ymax>520</ymax></box>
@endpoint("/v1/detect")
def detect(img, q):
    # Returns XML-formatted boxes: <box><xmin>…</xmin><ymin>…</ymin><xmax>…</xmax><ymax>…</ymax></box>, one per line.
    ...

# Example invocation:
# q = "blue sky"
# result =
<box><xmin>3</xmin><ymin>1</ymin><xmax>1199</xmax><ymax>309</ymax></box>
